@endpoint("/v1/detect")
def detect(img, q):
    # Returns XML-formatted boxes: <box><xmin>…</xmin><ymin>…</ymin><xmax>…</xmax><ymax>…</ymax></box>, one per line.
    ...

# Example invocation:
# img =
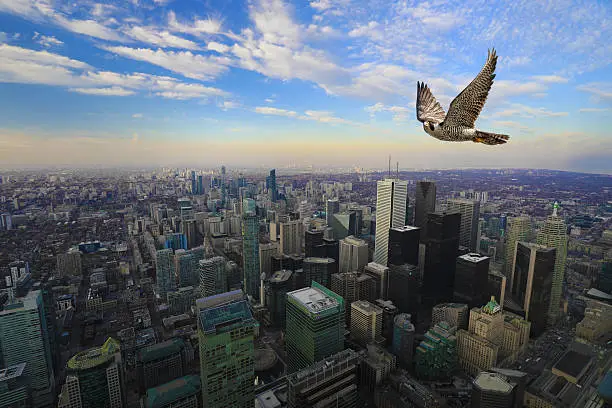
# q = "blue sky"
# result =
<box><xmin>0</xmin><ymin>0</ymin><xmax>611</xmax><ymax>172</ymax></box>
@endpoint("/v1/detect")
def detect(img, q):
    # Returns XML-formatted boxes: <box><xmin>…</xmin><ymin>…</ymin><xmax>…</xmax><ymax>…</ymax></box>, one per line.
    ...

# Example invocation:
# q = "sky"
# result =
<box><xmin>0</xmin><ymin>0</ymin><xmax>611</xmax><ymax>173</ymax></box>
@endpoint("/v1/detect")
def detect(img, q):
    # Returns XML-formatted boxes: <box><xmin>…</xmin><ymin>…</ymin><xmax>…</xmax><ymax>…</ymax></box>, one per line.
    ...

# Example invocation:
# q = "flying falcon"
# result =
<box><xmin>416</xmin><ymin>48</ymin><xmax>509</xmax><ymax>145</ymax></box>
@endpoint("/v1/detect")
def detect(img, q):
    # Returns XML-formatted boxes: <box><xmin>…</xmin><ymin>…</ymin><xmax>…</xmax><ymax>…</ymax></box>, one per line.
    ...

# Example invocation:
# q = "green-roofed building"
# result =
<box><xmin>198</xmin><ymin>290</ymin><xmax>256</xmax><ymax>408</ymax></box>
<box><xmin>136</xmin><ymin>338</ymin><xmax>186</xmax><ymax>393</ymax></box>
<box><xmin>144</xmin><ymin>375</ymin><xmax>200</xmax><ymax>408</ymax></box>
<box><xmin>415</xmin><ymin>321</ymin><xmax>457</xmax><ymax>381</ymax></box>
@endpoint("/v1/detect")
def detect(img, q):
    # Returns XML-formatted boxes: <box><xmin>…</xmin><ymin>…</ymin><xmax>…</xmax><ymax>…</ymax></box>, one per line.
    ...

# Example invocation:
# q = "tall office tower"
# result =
<box><xmin>339</xmin><ymin>235</ymin><xmax>369</xmax><ymax>273</ymax></box>
<box><xmin>182</xmin><ymin>219</ymin><xmax>198</xmax><ymax>249</ymax></box>
<box><xmin>66</xmin><ymin>338</ymin><xmax>123</xmax><ymax>408</ymax></box>
<box><xmin>57</xmin><ymin>374</ymin><xmax>80</xmax><ymax>408</ymax></box>
<box><xmin>266</xmin><ymin>270</ymin><xmax>293</xmax><ymax>327</ymax></box>
<box><xmin>322</xmin><ymin>238</ymin><xmax>339</xmax><ymax>270</ymax></box>
<box><xmin>422</xmin><ymin>212</ymin><xmax>461</xmax><ymax>305</ymax></box>
<box><xmin>136</xmin><ymin>338</ymin><xmax>186</xmax><ymax>392</ymax></box>
<box><xmin>303</xmin><ymin>257</ymin><xmax>336</xmax><ymax>287</ymax></box>
<box><xmin>500</xmin><ymin>311</ymin><xmax>531</xmax><ymax>363</ymax></box>
<box><xmin>175</xmin><ymin>247</ymin><xmax>205</xmax><ymax>288</ymax></box>
<box><xmin>361</xmin><ymin>344</ymin><xmax>397</xmax><ymax>392</ymax></box>
<box><xmin>471</xmin><ymin>372</ymin><xmax>517</xmax><ymax>408</ymax></box>
<box><xmin>197</xmin><ymin>175</ymin><xmax>204</xmax><ymax>195</ymax></box>
<box><xmin>179</xmin><ymin>198</ymin><xmax>195</xmax><ymax>221</ymax></box>
<box><xmin>198</xmin><ymin>257</ymin><xmax>228</xmax><ymax>298</ymax></box>
<box><xmin>477</xmin><ymin>218</ymin><xmax>485</xmax><ymax>252</ymax></box>
<box><xmin>415</xmin><ymin>321</ymin><xmax>457</xmax><ymax>381</ymax></box>
<box><xmin>165</xmin><ymin>233</ymin><xmax>187</xmax><ymax>251</ymax></box>
<box><xmin>388</xmin><ymin>226</ymin><xmax>421</xmax><ymax>266</ymax></box>
<box><xmin>325</xmin><ymin>198</ymin><xmax>340</xmax><ymax>226</ymax></box>
<box><xmin>286</xmin><ymin>349</ymin><xmax>362</xmax><ymax>408</ymax></box>
<box><xmin>374</xmin><ymin>299</ymin><xmax>399</xmax><ymax>346</ymax></box>
<box><xmin>56</xmin><ymin>249</ymin><xmax>82</xmax><ymax>277</ymax></box>
<box><xmin>280</xmin><ymin>220</ymin><xmax>303</xmax><ymax>255</ymax></box>
<box><xmin>598</xmin><ymin>260</ymin><xmax>612</xmax><ymax>294</ymax></box>
<box><xmin>350</xmin><ymin>300</ymin><xmax>383</xmax><ymax>345</ymax></box>
<box><xmin>536</xmin><ymin>202</ymin><xmax>568</xmax><ymax>324</ymax></box>
<box><xmin>488</xmin><ymin>269</ymin><xmax>507</xmax><ymax>308</ymax></box>
<box><xmin>330</xmin><ymin>211</ymin><xmax>358</xmax><ymax>239</ymax></box>
<box><xmin>447</xmin><ymin>199</ymin><xmax>481</xmax><ymax>251</ymax></box>
<box><xmin>305</xmin><ymin>229</ymin><xmax>325</xmax><ymax>257</ymax></box>
<box><xmin>143</xmin><ymin>375</ymin><xmax>201</xmax><ymax>408</ymax></box>
<box><xmin>220</xmin><ymin>165</ymin><xmax>227</xmax><ymax>207</ymax></box>
<box><xmin>0</xmin><ymin>290</ymin><xmax>54</xmax><ymax>408</ymax></box>
<box><xmin>286</xmin><ymin>282</ymin><xmax>345</xmax><ymax>373</ymax></box>
<box><xmin>331</xmin><ymin>272</ymin><xmax>377</xmax><ymax>307</ymax></box>
<box><xmin>387</xmin><ymin>264</ymin><xmax>420</xmax><ymax>315</ymax></box>
<box><xmin>457</xmin><ymin>297</ymin><xmax>504</xmax><ymax>376</ymax></box>
<box><xmin>242</xmin><ymin>212</ymin><xmax>261</xmax><ymax>300</ymax></box>
<box><xmin>198</xmin><ymin>290</ymin><xmax>255</xmax><ymax>408</ymax></box>
<box><xmin>504</xmin><ymin>216</ymin><xmax>531</xmax><ymax>280</ymax></box>
<box><xmin>167</xmin><ymin>286</ymin><xmax>197</xmax><ymax>315</ymax></box>
<box><xmin>455</xmin><ymin>253</ymin><xmax>491</xmax><ymax>308</ymax></box>
<box><xmin>374</xmin><ymin>178</ymin><xmax>408</xmax><ymax>266</ymax></box>
<box><xmin>266</xmin><ymin>169</ymin><xmax>277</xmax><ymax>202</ymax></box>
<box><xmin>392</xmin><ymin>313</ymin><xmax>416</xmax><ymax>369</ymax></box>
<box><xmin>156</xmin><ymin>249</ymin><xmax>176</xmax><ymax>298</ymax></box>
<box><xmin>364</xmin><ymin>262</ymin><xmax>390</xmax><ymax>299</ymax></box>
<box><xmin>259</xmin><ymin>242</ymin><xmax>278</xmax><ymax>276</ymax></box>
<box><xmin>414</xmin><ymin>181</ymin><xmax>437</xmax><ymax>233</ymax></box>
<box><xmin>190</xmin><ymin>170</ymin><xmax>196</xmax><ymax>194</ymax></box>
<box><xmin>432</xmin><ymin>303</ymin><xmax>469</xmax><ymax>330</ymax></box>
<box><xmin>509</xmin><ymin>242</ymin><xmax>555</xmax><ymax>336</ymax></box>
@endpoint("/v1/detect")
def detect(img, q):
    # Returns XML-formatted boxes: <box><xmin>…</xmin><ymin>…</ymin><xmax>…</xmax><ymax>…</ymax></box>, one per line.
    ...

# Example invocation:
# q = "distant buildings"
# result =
<box><xmin>374</xmin><ymin>178</ymin><xmax>408</xmax><ymax>266</ymax></box>
<box><xmin>56</xmin><ymin>249</ymin><xmax>82</xmax><ymax>277</ymax></box>
<box><xmin>339</xmin><ymin>235</ymin><xmax>369</xmax><ymax>273</ymax></box>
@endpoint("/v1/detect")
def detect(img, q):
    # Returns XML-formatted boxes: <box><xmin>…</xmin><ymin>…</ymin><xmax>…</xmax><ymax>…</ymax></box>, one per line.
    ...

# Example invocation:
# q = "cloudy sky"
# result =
<box><xmin>0</xmin><ymin>0</ymin><xmax>611</xmax><ymax>172</ymax></box>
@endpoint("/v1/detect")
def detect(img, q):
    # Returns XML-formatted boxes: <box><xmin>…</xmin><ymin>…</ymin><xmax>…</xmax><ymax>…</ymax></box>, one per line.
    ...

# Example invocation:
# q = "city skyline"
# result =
<box><xmin>0</xmin><ymin>0</ymin><xmax>611</xmax><ymax>173</ymax></box>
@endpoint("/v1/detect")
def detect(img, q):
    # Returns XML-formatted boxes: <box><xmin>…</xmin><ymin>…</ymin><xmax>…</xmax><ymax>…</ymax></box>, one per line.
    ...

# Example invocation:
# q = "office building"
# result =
<box><xmin>375</xmin><ymin>299</ymin><xmax>399</xmax><ymax>347</ymax></box>
<box><xmin>322</xmin><ymin>238</ymin><xmax>339</xmax><ymax>270</ymax></box>
<box><xmin>387</xmin><ymin>264</ymin><xmax>420</xmax><ymax>316</ymax></box>
<box><xmin>536</xmin><ymin>202</ymin><xmax>568</xmax><ymax>324</ymax></box>
<box><xmin>66</xmin><ymin>337</ymin><xmax>123</xmax><ymax>408</ymax></box>
<box><xmin>167</xmin><ymin>286</ymin><xmax>197</xmax><ymax>315</ymax></box>
<box><xmin>500</xmin><ymin>311</ymin><xmax>531</xmax><ymax>363</ymax></box>
<box><xmin>329</xmin><ymin>211</ymin><xmax>358</xmax><ymax>240</ymax></box>
<box><xmin>325</xmin><ymin>198</ymin><xmax>340</xmax><ymax>226</ymax></box>
<box><xmin>487</xmin><ymin>269</ymin><xmax>507</xmax><ymax>308</ymax></box>
<box><xmin>415</xmin><ymin>321</ymin><xmax>457</xmax><ymax>381</ymax></box>
<box><xmin>339</xmin><ymin>235</ymin><xmax>369</xmax><ymax>273</ymax></box>
<box><xmin>432</xmin><ymin>303</ymin><xmax>469</xmax><ymax>330</ymax></box>
<box><xmin>455</xmin><ymin>253</ymin><xmax>490</xmax><ymax>308</ymax></box>
<box><xmin>0</xmin><ymin>290</ymin><xmax>54</xmax><ymax>408</ymax></box>
<box><xmin>242</xmin><ymin>212</ymin><xmax>261</xmax><ymax>300</ymax></box>
<box><xmin>305</xmin><ymin>229</ymin><xmax>325</xmax><ymax>257</ymax></box>
<box><xmin>279</xmin><ymin>220</ymin><xmax>303</xmax><ymax>255</ymax></box>
<box><xmin>422</xmin><ymin>212</ymin><xmax>461</xmax><ymax>305</ymax></box>
<box><xmin>175</xmin><ymin>249</ymin><xmax>203</xmax><ymax>289</ymax></box>
<box><xmin>471</xmin><ymin>372</ymin><xmax>517</xmax><ymax>408</ymax></box>
<box><xmin>259</xmin><ymin>242</ymin><xmax>279</xmax><ymax>276</ymax></box>
<box><xmin>331</xmin><ymin>271</ymin><xmax>377</xmax><ymax>319</ymax></box>
<box><xmin>414</xmin><ymin>181</ymin><xmax>437</xmax><ymax>233</ymax></box>
<box><xmin>350</xmin><ymin>300</ymin><xmax>383</xmax><ymax>345</ymax></box>
<box><xmin>198</xmin><ymin>290</ymin><xmax>256</xmax><ymax>408</ymax></box>
<box><xmin>510</xmin><ymin>242</ymin><xmax>556</xmax><ymax>336</ymax></box>
<box><xmin>302</xmin><ymin>257</ymin><xmax>335</xmax><ymax>287</ymax></box>
<box><xmin>287</xmin><ymin>349</ymin><xmax>362</xmax><ymax>408</ymax></box>
<box><xmin>266</xmin><ymin>169</ymin><xmax>277</xmax><ymax>202</ymax></box>
<box><xmin>191</xmin><ymin>171</ymin><xmax>197</xmax><ymax>194</ymax></box>
<box><xmin>393</xmin><ymin>313</ymin><xmax>416</xmax><ymax>369</ymax></box>
<box><xmin>286</xmin><ymin>282</ymin><xmax>345</xmax><ymax>373</ymax></box>
<box><xmin>447</xmin><ymin>199</ymin><xmax>481</xmax><ymax>251</ymax></box>
<box><xmin>266</xmin><ymin>270</ymin><xmax>293</xmax><ymax>327</ymax></box>
<box><xmin>364</xmin><ymin>262</ymin><xmax>390</xmax><ymax>299</ymax></box>
<box><xmin>361</xmin><ymin>344</ymin><xmax>397</xmax><ymax>392</ymax></box>
<box><xmin>271</xmin><ymin>254</ymin><xmax>303</xmax><ymax>274</ymax></box>
<box><xmin>57</xmin><ymin>375</ymin><xmax>80</xmax><ymax>408</ymax></box>
<box><xmin>156</xmin><ymin>249</ymin><xmax>177</xmax><ymax>298</ymax></box>
<box><xmin>374</xmin><ymin>178</ymin><xmax>408</xmax><ymax>266</ymax></box>
<box><xmin>388</xmin><ymin>226</ymin><xmax>420</xmax><ymax>266</ymax></box>
<box><xmin>374</xmin><ymin>370</ymin><xmax>444</xmax><ymax>408</ymax></box>
<box><xmin>0</xmin><ymin>363</ymin><xmax>28</xmax><ymax>408</ymax></box>
<box><xmin>143</xmin><ymin>375</ymin><xmax>201</xmax><ymax>408</ymax></box>
<box><xmin>136</xmin><ymin>338</ymin><xmax>186</xmax><ymax>392</ymax></box>
<box><xmin>504</xmin><ymin>216</ymin><xmax>531</xmax><ymax>279</ymax></box>
<box><xmin>198</xmin><ymin>257</ymin><xmax>228</xmax><ymax>298</ymax></box>
<box><xmin>56</xmin><ymin>249</ymin><xmax>82</xmax><ymax>277</ymax></box>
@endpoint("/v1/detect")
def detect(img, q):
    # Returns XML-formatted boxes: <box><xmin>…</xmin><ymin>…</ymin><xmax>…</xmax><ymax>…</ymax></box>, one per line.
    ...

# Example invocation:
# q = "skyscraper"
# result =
<box><xmin>387</xmin><ymin>264</ymin><xmax>420</xmax><ymax>316</ymax></box>
<box><xmin>374</xmin><ymin>178</ymin><xmax>408</xmax><ymax>266</ymax></box>
<box><xmin>388</xmin><ymin>226</ymin><xmax>420</xmax><ymax>266</ymax></box>
<box><xmin>447</xmin><ymin>198</ymin><xmax>481</xmax><ymax>251</ymax></box>
<box><xmin>432</xmin><ymin>303</ymin><xmax>469</xmax><ymax>330</ymax></box>
<box><xmin>190</xmin><ymin>170</ymin><xmax>197</xmax><ymax>195</ymax></box>
<box><xmin>415</xmin><ymin>321</ymin><xmax>457</xmax><ymax>381</ymax></box>
<box><xmin>364</xmin><ymin>262</ymin><xmax>390</xmax><ymax>299</ymax></box>
<box><xmin>454</xmin><ymin>253</ymin><xmax>491</xmax><ymax>308</ymax></box>
<box><xmin>259</xmin><ymin>242</ymin><xmax>278</xmax><ymax>276</ymax></box>
<box><xmin>198</xmin><ymin>290</ymin><xmax>255</xmax><ymax>408</ymax></box>
<box><xmin>471</xmin><ymin>372</ymin><xmax>517</xmax><ymax>408</ymax></box>
<box><xmin>266</xmin><ymin>169</ymin><xmax>277</xmax><ymax>202</ymax></box>
<box><xmin>286</xmin><ymin>282</ymin><xmax>345</xmax><ymax>373</ymax></box>
<box><xmin>242</xmin><ymin>212</ymin><xmax>261</xmax><ymax>300</ymax></box>
<box><xmin>339</xmin><ymin>235</ymin><xmax>369</xmax><ymax>273</ymax></box>
<box><xmin>199</xmin><ymin>257</ymin><xmax>228</xmax><ymax>297</ymax></box>
<box><xmin>414</xmin><ymin>181</ymin><xmax>436</xmax><ymax>234</ymax></box>
<box><xmin>350</xmin><ymin>300</ymin><xmax>383</xmax><ymax>345</ymax></box>
<box><xmin>392</xmin><ymin>313</ymin><xmax>415</xmax><ymax>369</ymax></box>
<box><xmin>302</xmin><ymin>257</ymin><xmax>336</xmax><ymax>287</ymax></box>
<box><xmin>279</xmin><ymin>220</ymin><xmax>303</xmax><ymax>255</ymax></box>
<box><xmin>325</xmin><ymin>198</ymin><xmax>340</xmax><ymax>226</ymax></box>
<box><xmin>536</xmin><ymin>202</ymin><xmax>568</xmax><ymax>324</ymax></box>
<box><xmin>305</xmin><ymin>229</ymin><xmax>325</xmax><ymax>257</ymax></box>
<box><xmin>504</xmin><ymin>216</ymin><xmax>531</xmax><ymax>281</ymax></box>
<box><xmin>156</xmin><ymin>249</ymin><xmax>176</xmax><ymax>298</ymax></box>
<box><xmin>266</xmin><ymin>270</ymin><xmax>293</xmax><ymax>327</ymax></box>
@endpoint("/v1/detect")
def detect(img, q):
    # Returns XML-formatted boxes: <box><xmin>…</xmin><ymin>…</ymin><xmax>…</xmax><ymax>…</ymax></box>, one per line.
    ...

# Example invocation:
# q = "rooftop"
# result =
<box><xmin>365</xmin><ymin>262</ymin><xmax>389</xmax><ymax>272</ymax></box>
<box><xmin>474</xmin><ymin>372</ymin><xmax>513</xmax><ymax>393</ymax></box>
<box><xmin>553</xmin><ymin>350</ymin><xmax>592</xmax><ymax>380</ymax></box>
<box><xmin>351</xmin><ymin>300</ymin><xmax>382</xmax><ymax>315</ymax></box>
<box><xmin>391</xmin><ymin>225</ymin><xmax>420</xmax><ymax>232</ymax></box>
<box><xmin>137</xmin><ymin>338</ymin><xmax>185</xmax><ymax>363</ymax></box>
<box><xmin>303</xmin><ymin>257</ymin><xmax>334</xmax><ymax>264</ymax></box>
<box><xmin>199</xmin><ymin>298</ymin><xmax>255</xmax><ymax>335</ymax></box>
<box><xmin>459</xmin><ymin>253</ymin><xmax>490</xmax><ymax>263</ymax></box>
<box><xmin>270</xmin><ymin>270</ymin><xmax>292</xmax><ymax>283</ymax></box>
<box><xmin>145</xmin><ymin>375</ymin><xmax>200</xmax><ymax>408</ymax></box>
<box><xmin>288</xmin><ymin>285</ymin><xmax>340</xmax><ymax>314</ymax></box>
<box><xmin>68</xmin><ymin>337</ymin><xmax>120</xmax><ymax>370</ymax></box>
<box><xmin>0</xmin><ymin>363</ymin><xmax>26</xmax><ymax>382</ymax></box>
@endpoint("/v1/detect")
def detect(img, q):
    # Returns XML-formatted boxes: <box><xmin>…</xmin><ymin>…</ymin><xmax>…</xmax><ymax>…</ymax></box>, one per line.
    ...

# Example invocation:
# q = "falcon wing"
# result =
<box><xmin>416</xmin><ymin>81</ymin><xmax>447</xmax><ymax>124</ymax></box>
<box><xmin>444</xmin><ymin>48</ymin><xmax>498</xmax><ymax>128</ymax></box>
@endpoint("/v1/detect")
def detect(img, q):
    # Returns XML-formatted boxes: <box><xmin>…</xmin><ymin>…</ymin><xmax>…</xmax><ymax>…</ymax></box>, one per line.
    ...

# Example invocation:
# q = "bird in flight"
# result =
<box><xmin>416</xmin><ymin>48</ymin><xmax>509</xmax><ymax>145</ymax></box>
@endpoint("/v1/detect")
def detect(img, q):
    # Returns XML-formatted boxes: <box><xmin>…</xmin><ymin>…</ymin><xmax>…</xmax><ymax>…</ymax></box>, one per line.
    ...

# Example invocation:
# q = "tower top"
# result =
<box><xmin>552</xmin><ymin>201</ymin><xmax>559</xmax><ymax>217</ymax></box>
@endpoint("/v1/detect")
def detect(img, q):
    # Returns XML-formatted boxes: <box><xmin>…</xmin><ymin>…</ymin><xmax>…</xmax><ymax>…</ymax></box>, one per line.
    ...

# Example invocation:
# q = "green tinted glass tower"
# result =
<box><xmin>242</xmin><ymin>212</ymin><xmax>261</xmax><ymax>300</ymax></box>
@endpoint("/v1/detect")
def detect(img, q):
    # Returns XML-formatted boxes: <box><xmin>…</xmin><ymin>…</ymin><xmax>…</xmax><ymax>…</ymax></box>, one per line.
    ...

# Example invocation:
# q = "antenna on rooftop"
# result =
<box><xmin>388</xmin><ymin>155</ymin><xmax>391</xmax><ymax>178</ymax></box>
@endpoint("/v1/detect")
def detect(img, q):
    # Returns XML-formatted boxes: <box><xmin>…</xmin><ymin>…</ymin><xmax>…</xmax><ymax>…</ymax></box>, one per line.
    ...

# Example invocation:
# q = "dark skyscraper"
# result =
<box><xmin>305</xmin><ymin>229</ymin><xmax>325</xmax><ymax>257</ymax></box>
<box><xmin>454</xmin><ymin>253</ymin><xmax>490</xmax><ymax>308</ymax></box>
<box><xmin>266</xmin><ymin>169</ymin><xmax>277</xmax><ymax>202</ymax></box>
<box><xmin>197</xmin><ymin>174</ymin><xmax>204</xmax><ymax>195</ymax></box>
<box><xmin>190</xmin><ymin>170</ymin><xmax>197</xmax><ymax>195</ymax></box>
<box><xmin>414</xmin><ymin>181</ymin><xmax>436</xmax><ymax>234</ymax></box>
<box><xmin>242</xmin><ymin>212</ymin><xmax>261</xmax><ymax>301</ymax></box>
<box><xmin>422</xmin><ymin>212</ymin><xmax>461</xmax><ymax>306</ymax></box>
<box><xmin>387</xmin><ymin>264</ymin><xmax>420</xmax><ymax>316</ymax></box>
<box><xmin>325</xmin><ymin>198</ymin><xmax>340</xmax><ymax>226</ymax></box>
<box><xmin>302</xmin><ymin>257</ymin><xmax>336</xmax><ymax>287</ymax></box>
<box><xmin>388</xmin><ymin>226</ymin><xmax>421</xmax><ymax>266</ymax></box>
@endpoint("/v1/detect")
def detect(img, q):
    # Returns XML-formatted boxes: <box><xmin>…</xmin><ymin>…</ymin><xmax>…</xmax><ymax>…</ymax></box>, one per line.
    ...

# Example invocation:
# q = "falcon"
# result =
<box><xmin>416</xmin><ymin>48</ymin><xmax>509</xmax><ymax>145</ymax></box>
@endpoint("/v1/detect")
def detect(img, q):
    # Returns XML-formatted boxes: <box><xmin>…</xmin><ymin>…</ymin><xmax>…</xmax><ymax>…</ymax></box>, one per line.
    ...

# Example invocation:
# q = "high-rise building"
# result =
<box><xmin>500</xmin><ymin>311</ymin><xmax>531</xmax><ymax>363</ymax></box>
<box><xmin>175</xmin><ymin>247</ymin><xmax>205</xmax><ymax>288</ymax></box>
<box><xmin>387</xmin><ymin>264</ymin><xmax>420</xmax><ymax>316</ymax></box>
<box><xmin>325</xmin><ymin>198</ymin><xmax>340</xmax><ymax>226</ymax></box>
<box><xmin>302</xmin><ymin>257</ymin><xmax>336</xmax><ymax>287</ymax></box>
<box><xmin>182</xmin><ymin>219</ymin><xmax>199</xmax><ymax>249</ymax></box>
<box><xmin>259</xmin><ymin>242</ymin><xmax>278</xmax><ymax>276</ymax></box>
<box><xmin>471</xmin><ymin>372</ymin><xmax>517</xmax><ymax>408</ymax></box>
<box><xmin>198</xmin><ymin>290</ymin><xmax>255</xmax><ymax>408</ymax></box>
<box><xmin>305</xmin><ymin>229</ymin><xmax>325</xmax><ymax>257</ymax></box>
<box><xmin>510</xmin><ymin>242</ymin><xmax>556</xmax><ymax>336</ymax></box>
<box><xmin>536</xmin><ymin>202</ymin><xmax>568</xmax><ymax>324</ymax></box>
<box><xmin>56</xmin><ymin>249</ymin><xmax>82</xmax><ymax>277</ymax></box>
<box><xmin>266</xmin><ymin>169</ymin><xmax>277</xmax><ymax>202</ymax></box>
<box><xmin>331</xmin><ymin>272</ymin><xmax>377</xmax><ymax>321</ymax></box>
<box><xmin>422</xmin><ymin>212</ymin><xmax>461</xmax><ymax>305</ymax></box>
<box><xmin>339</xmin><ymin>235</ymin><xmax>369</xmax><ymax>273</ymax></box>
<box><xmin>167</xmin><ymin>286</ymin><xmax>197</xmax><ymax>315</ymax></box>
<box><xmin>364</xmin><ymin>262</ymin><xmax>390</xmax><ymax>299</ymax></box>
<box><xmin>242</xmin><ymin>212</ymin><xmax>261</xmax><ymax>300</ymax></box>
<box><xmin>350</xmin><ymin>300</ymin><xmax>383</xmax><ymax>345</ymax></box>
<box><xmin>198</xmin><ymin>257</ymin><xmax>228</xmax><ymax>298</ymax></box>
<box><xmin>57</xmin><ymin>374</ymin><xmax>80</xmax><ymax>408</ymax></box>
<box><xmin>156</xmin><ymin>249</ymin><xmax>176</xmax><ymax>298</ymax></box>
<box><xmin>266</xmin><ymin>270</ymin><xmax>293</xmax><ymax>327</ymax></box>
<box><xmin>322</xmin><ymin>238</ymin><xmax>339</xmax><ymax>271</ymax></box>
<box><xmin>329</xmin><ymin>211</ymin><xmax>358</xmax><ymax>240</ymax></box>
<box><xmin>374</xmin><ymin>299</ymin><xmax>399</xmax><ymax>347</ymax></box>
<box><xmin>392</xmin><ymin>313</ymin><xmax>415</xmax><ymax>369</ymax></box>
<box><xmin>361</xmin><ymin>344</ymin><xmax>397</xmax><ymax>392</ymax></box>
<box><xmin>143</xmin><ymin>375</ymin><xmax>201</xmax><ymax>408</ymax></box>
<box><xmin>279</xmin><ymin>220</ymin><xmax>303</xmax><ymax>255</ymax></box>
<box><xmin>415</xmin><ymin>321</ymin><xmax>457</xmax><ymax>381</ymax></box>
<box><xmin>432</xmin><ymin>303</ymin><xmax>469</xmax><ymax>330</ymax></box>
<box><xmin>598</xmin><ymin>259</ymin><xmax>612</xmax><ymax>294</ymax></box>
<box><xmin>287</xmin><ymin>349</ymin><xmax>362</xmax><ymax>408</ymax></box>
<box><xmin>488</xmin><ymin>269</ymin><xmax>507</xmax><ymax>308</ymax></box>
<box><xmin>388</xmin><ymin>226</ymin><xmax>420</xmax><ymax>266</ymax></box>
<box><xmin>504</xmin><ymin>216</ymin><xmax>531</xmax><ymax>280</ymax></box>
<box><xmin>136</xmin><ymin>338</ymin><xmax>186</xmax><ymax>392</ymax></box>
<box><xmin>0</xmin><ymin>290</ymin><xmax>55</xmax><ymax>408</ymax></box>
<box><xmin>65</xmin><ymin>337</ymin><xmax>123</xmax><ymax>408</ymax></box>
<box><xmin>447</xmin><ymin>199</ymin><xmax>481</xmax><ymax>251</ymax></box>
<box><xmin>455</xmin><ymin>253</ymin><xmax>491</xmax><ymax>308</ymax></box>
<box><xmin>374</xmin><ymin>179</ymin><xmax>408</xmax><ymax>266</ymax></box>
<box><xmin>286</xmin><ymin>282</ymin><xmax>345</xmax><ymax>373</ymax></box>
<box><xmin>414</xmin><ymin>181</ymin><xmax>437</xmax><ymax>234</ymax></box>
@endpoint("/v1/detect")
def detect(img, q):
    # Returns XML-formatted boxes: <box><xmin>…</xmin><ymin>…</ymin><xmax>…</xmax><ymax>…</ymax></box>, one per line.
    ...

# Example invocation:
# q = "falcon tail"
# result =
<box><xmin>474</xmin><ymin>130</ymin><xmax>509</xmax><ymax>145</ymax></box>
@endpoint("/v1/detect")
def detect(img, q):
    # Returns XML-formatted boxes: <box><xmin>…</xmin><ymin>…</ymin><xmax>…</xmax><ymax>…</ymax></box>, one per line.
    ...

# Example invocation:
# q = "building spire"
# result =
<box><xmin>552</xmin><ymin>201</ymin><xmax>559</xmax><ymax>217</ymax></box>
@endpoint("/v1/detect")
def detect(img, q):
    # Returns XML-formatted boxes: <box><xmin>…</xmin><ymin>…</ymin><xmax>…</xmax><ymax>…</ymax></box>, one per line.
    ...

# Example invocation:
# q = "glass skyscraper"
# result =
<box><xmin>242</xmin><ymin>212</ymin><xmax>261</xmax><ymax>300</ymax></box>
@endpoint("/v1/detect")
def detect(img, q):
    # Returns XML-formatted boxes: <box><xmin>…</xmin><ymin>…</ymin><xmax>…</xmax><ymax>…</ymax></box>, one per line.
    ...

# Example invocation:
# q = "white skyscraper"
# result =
<box><xmin>339</xmin><ymin>236</ymin><xmax>369</xmax><ymax>273</ymax></box>
<box><xmin>374</xmin><ymin>179</ymin><xmax>408</xmax><ymax>266</ymax></box>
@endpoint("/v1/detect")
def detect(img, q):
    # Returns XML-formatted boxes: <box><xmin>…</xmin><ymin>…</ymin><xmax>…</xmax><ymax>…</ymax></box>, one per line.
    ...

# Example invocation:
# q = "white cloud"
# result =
<box><xmin>492</xmin><ymin>103</ymin><xmax>568</xmax><ymax>118</ymax></box>
<box><xmin>365</xmin><ymin>102</ymin><xmax>412</xmax><ymax>121</ymax></box>
<box><xmin>54</xmin><ymin>16</ymin><xmax>122</xmax><ymax>41</ymax></box>
<box><xmin>218</xmin><ymin>100</ymin><xmax>239</xmax><ymax>110</ymax></box>
<box><xmin>132</xmin><ymin>113</ymin><xmax>143</xmax><ymax>118</ymax></box>
<box><xmin>403</xmin><ymin>4</ymin><xmax>464</xmax><ymax>31</ymax></box>
<box><xmin>348</xmin><ymin>21</ymin><xmax>381</xmax><ymax>40</ymax></box>
<box><xmin>167</xmin><ymin>11</ymin><xmax>222</xmax><ymax>36</ymax></box>
<box><xmin>254</xmin><ymin>106</ymin><xmax>298</xmax><ymax>117</ymax></box>
<box><xmin>310</xmin><ymin>0</ymin><xmax>331</xmax><ymax>11</ymax></box>
<box><xmin>532</xmin><ymin>75</ymin><xmax>569</xmax><ymax>84</ymax></box>
<box><xmin>303</xmin><ymin>110</ymin><xmax>354</xmax><ymax>125</ymax></box>
<box><xmin>70</xmin><ymin>86</ymin><xmax>135</xmax><ymax>96</ymax></box>
<box><xmin>501</xmin><ymin>56</ymin><xmax>532</xmax><ymax>68</ymax></box>
<box><xmin>579</xmin><ymin>107</ymin><xmax>609</xmax><ymax>113</ymax></box>
<box><xmin>123</xmin><ymin>26</ymin><xmax>199</xmax><ymax>50</ymax></box>
<box><xmin>33</xmin><ymin>32</ymin><xmax>63</xmax><ymax>47</ymax></box>
<box><xmin>577</xmin><ymin>83</ymin><xmax>612</xmax><ymax>101</ymax></box>
<box><xmin>249</xmin><ymin>0</ymin><xmax>301</xmax><ymax>47</ymax></box>
<box><xmin>207</xmin><ymin>42</ymin><xmax>230</xmax><ymax>53</ymax></box>
<box><xmin>491</xmin><ymin>120</ymin><xmax>530</xmax><ymax>132</ymax></box>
